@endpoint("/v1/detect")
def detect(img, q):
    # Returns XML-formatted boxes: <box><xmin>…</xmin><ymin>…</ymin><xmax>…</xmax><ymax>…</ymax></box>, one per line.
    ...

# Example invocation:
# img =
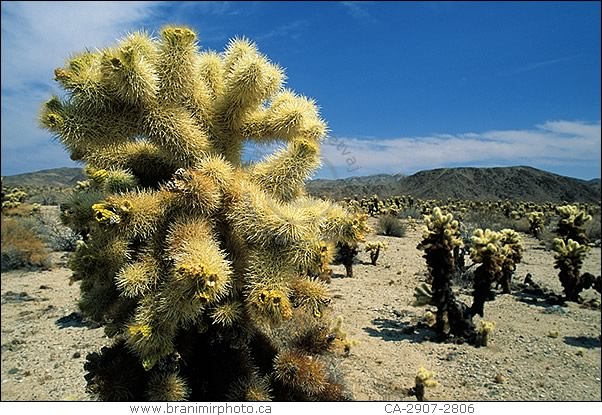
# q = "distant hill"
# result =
<box><xmin>2</xmin><ymin>167</ymin><xmax>85</xmax><ymax>188</ymax></box>
<box><xmin>3</xmin><ymin>165</ymin><xmax>600</xmax><ymax>203</ymax></box>
<box><xmin>307</xmin><ymin>166</ymin><xmax>601</xmax><ymax>203</ymax></box>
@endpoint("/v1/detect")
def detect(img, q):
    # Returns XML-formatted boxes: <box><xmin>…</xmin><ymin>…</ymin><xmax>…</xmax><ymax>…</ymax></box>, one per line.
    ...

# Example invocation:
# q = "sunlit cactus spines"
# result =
<box><xmin>475</xmin><ymin>320</ymin><xmax>495</xmax><ymax>347</ymax></box>
<box><xmin>42</xmin><ymin>25</ymin><xmax>367</xmax><ymax>401</ymax></box>
<box><xmin>555</xmin><ymin>205</ymin><xmax>592</xmax><ymax>245</ymax></box>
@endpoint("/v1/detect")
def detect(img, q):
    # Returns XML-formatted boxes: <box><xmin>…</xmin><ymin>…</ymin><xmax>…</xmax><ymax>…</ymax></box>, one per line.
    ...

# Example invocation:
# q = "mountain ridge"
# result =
<box><xmin>3</xmin><ymin>165</ymin><xmax>600</xmax><ymax>203</ymax></box>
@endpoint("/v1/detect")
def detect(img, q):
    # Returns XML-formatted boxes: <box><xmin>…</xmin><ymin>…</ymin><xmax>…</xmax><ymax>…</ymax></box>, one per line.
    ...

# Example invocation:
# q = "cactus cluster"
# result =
<box><xmin>1</xmin><ymin>182</ymin><xmax>27</xmax><ymax>210</ymax></box>
<box><xmin>555</xmin><ymin>205</ymin><xmax>592</xmax><ymax>245</ymax></box>
<box><xmin>1</xmin><ymin>181</ymin><xmax>41</xmax><ymax>216</ymax></box>
<box><xmin>40</xmin><ymin>26</ymin><xmax>369</xmax><ymax>401</ymax></box>
<box><xmin>416</xmin><ymin>207</ymin><xmax>526</xmax><ymax>345</ymax></box>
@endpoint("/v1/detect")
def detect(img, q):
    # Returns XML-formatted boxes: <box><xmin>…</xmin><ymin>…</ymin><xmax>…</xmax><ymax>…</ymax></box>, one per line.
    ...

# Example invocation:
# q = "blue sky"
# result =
<box><xmin>1</xmin><ymin>1</ymin><xmax>600</xmax><ymax>180</ymax></box>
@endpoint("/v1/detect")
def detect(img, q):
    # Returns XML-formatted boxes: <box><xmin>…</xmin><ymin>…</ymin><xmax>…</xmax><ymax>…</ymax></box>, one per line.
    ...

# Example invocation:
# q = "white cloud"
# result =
<box><xmin>1</xmin><ymin>1</ymin><xmax>163</xmax><ymax>175</ymax></box>
<box><xmin>1</xmin><ymin>1</ymin><xmax>162</xmax><ymax>92</ymax></box>
<box><xmin>318</xmin><ymin>120</ymin><xmax>601</xmax><ymax>179</ymax></box>
<box><xmin>340</xmin><ymin>1</ymin><xmax>378</xmax><ymax>24</ymax></box>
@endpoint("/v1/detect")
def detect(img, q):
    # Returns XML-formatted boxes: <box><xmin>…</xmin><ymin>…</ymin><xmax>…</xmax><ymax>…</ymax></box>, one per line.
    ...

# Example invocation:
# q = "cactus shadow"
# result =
<box><xmin>563</xmin><ymin>336</ymin><xmax>601</xmax><ymax>349</ymax></box>
<box><xmin>331</xmin><ymin>273</ymin><xmax>348</xmax><ymax>279</ymax></box>
<box><xmin>55</xmin><ymin>312</ymin><xmax>101</xmax><ymax>329</ymax></box>
<box><xmin>512</xmin><ymin>290</ymin><xmax>565</xmax><ymax>309</ymax></box>
<box><xmin>364</xmin><ymin>318</ymin><xmax>433</xmax><ymax>343</ymax></box>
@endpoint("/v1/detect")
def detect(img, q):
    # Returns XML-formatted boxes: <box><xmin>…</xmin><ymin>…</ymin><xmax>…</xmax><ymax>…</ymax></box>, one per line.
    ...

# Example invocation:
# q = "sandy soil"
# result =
<box><xmin>1</xmin><ymin>219</ymin><xmax>601</xmax><ymax>402</ymax></box>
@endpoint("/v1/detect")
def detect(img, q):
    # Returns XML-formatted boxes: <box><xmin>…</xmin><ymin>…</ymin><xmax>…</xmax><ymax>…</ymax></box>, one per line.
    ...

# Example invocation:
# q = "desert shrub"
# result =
<box><xmin>1</xmin><ymin>216</ymin><xmax>51</xmax><ymax>271</ymax></box>
<box><xmin>33</xmin><ymin>207</ymin><xmax>81</xmax><ymax>251</ymax></box>
<box><xmin>584</xmin><ymin>214</ymin><xmax>601</xmax><ymax>244</ymax></box>
<box><xmin>398</xmin><ymin>207</ymin><xmax>422</xmax><ymax>220</ymax></box>
<box><xmin>464</xmin><ymin>209</ymin><xmax>526</xmax><ymax>233</ymax></box>
<box><xmin>26</xmin><ymin>187</ymin><xmax>72</xmax><ymax>206</ymax></box>
<box><xmin>377</xmin><ymin>214</ymin><xmax>406</xmax><ymax>237</ymax></box>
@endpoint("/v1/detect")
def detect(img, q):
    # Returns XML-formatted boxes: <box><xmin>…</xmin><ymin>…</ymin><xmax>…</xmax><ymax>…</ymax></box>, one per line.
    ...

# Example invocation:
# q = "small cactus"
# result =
<box><xmin>527</xmin><ymin>211</ymin><xmax>545</xmax><ymax>237</ymax></box>
<box><xmin>475</xmin><ymin>320</ymin><xmax>495</xmax><ymax>347</ymax></box>
<box><xmin>409</xmin><ymin>367</ymin><xmax>438</xmax><ymax>401</ymax></box>
<box><xmin>364</xmin><ymin>241</ymin><xmax>387</xmax><ymax>265</ymax></box>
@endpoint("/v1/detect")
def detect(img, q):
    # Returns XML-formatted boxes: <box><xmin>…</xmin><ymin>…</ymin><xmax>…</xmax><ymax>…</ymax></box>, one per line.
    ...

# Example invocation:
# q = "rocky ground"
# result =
<box><xmin>1</xmin><ymin>219</ymin><xmax>601</xmax><ymax>401</ymax></box>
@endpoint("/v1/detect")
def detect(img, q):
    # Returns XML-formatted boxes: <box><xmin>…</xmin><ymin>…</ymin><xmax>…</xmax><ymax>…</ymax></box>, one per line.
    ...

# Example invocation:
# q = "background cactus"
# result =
<box><xmin>555</xmin><ymin>205</ymin><xmax>592</xmax><ymax>245</ymax></box>
<box><xmin>416</xmin><ymin>207</ymin><xmax>477</xmax><ymax>343</ymax></box>
<box><xmin>527</xmin><ymin>211</ymin><xmax>545</xmax><ymax>237</ymax></box>
<box><xmin>40</xmin><ymin>26</ymin><xmax>368</xmax><ymax>401</ymax></box>
<box><xmin>498</xmin><ymin>229</ymin><xmax>524</xmax><ymax>294</ymax></box>
<box><xmin>469</xmin><ymin>228</ymin><xmax>522</xmax><ymax>316</ymax></box>
<box><xmin>334</xmin><ymin>240</ymin><xmax>361</xmax><ymax>278</ymax></box>
<box><xmin>364</xmin><ymin>241</ymin><xmax>387</xmax><ymax>265</ymax></box>
<box><xmin>469</xmin><ymin>229</ymin><xmax>504</xmax><ymax>317</ymax></box>
<box><xmin>552</xmin><ymin>205</ymin><xmax>599</xmax><ymax>302</ymax></box>
<box><xmin>552</xmin><ymin>238</ymin><xmax>592</xmax><ymax>302</ymax></box>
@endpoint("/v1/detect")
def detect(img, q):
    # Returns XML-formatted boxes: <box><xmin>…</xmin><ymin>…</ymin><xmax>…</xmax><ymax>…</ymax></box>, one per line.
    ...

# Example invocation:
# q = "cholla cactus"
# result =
<box><xmin>552</xmin><ymin>205</ymin><xmax>597</xmax><ymax>302</ymax></box>
<box><xmin>364</xmin><ymin>241</ymin><xmax>387</xmax><ymax>265</ymax></box>
<box><xmin>469</xmin><ymin>229</ymin><xmax>504</xmax><ymax>317</ymax></box>
<box><xmin>413</xmin><ymin>282</ymin><xmax>433</xmax><ymax>306</ymax></box>
<box><xmin>552</xmin><ymin>238</ymin><xmax>592</xmax><ymax>302</ymax></box>
<box><xmin>1</xmin><ymin>179</ymin><xmax>28</xmax><ymax>211</ymax></box>
<box><xmin>1</xmin><ymin>183</ymin><xmax>41</xmax><ymax>216</ymax></box>
<box><xmin>498</xmin><ymin>229</ymin><xmax>524</xmax><ymax>294</ymax></box>
<box><xmin>527</xmin><ymin>211</ymin><xmax>545</xmax><ymax>237</ymax></box>
<box><xmin>334</xmin><ymin>240</ymin><xmax>360</xmax><ymax>278</ymax></box>
<box><xmin>475</xmin><ymin>320</ymin><xmax>495</xmax><ymax>347</ymax></box>
<box><xmin>416</xmin><ymin>207</ymin><xmax>476</xmax><ymax>342</ymax></box>
<box><xmin>40</xmin><ymin>26</ymin><xmax>368</xmax><ymax>401</ymax></box>
<box><xmin>409</xmin><ymin>367</ymin><xmax>438</xmax><ymax>401</ymax></box>
<box><xmin>555</xmin><ymin>205</ymin><xmax>592</xmax><ymax>245</ymax></box>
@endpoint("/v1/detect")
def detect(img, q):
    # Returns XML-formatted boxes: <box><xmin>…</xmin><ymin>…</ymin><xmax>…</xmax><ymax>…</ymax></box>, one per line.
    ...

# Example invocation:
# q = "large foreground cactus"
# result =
<box><xmin>40</xmin><ymin>26</ymin><xmax>368</xmax><ymax>401</ymax></box>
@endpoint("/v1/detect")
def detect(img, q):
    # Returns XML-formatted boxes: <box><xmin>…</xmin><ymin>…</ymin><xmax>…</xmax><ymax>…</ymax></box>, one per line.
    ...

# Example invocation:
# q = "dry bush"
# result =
<box><xmin>377</xmin><ymin>214</ymin><xmax>406</xmax><ymax>237</ymax></box>
<box><xmin>33</xmin><ymin>207</ymin><xmax>81</xmax><ymax>251</ymax></box>
<box><xmin>585</xmin><ymin>214</ymin><xmax>601</xmax><ymax>244</ymax></box>
<box><xmin>1</xmin><ymin>216</ymin><xmax>51</xmax><ymax>271</ymax></box>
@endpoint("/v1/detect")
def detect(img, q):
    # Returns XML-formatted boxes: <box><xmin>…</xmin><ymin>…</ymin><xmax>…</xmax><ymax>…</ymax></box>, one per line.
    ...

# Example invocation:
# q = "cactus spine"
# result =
<box><xmin>40</xmin><ymin>26</ymin><xmax>368</xmax><ymax>401</ymax></box>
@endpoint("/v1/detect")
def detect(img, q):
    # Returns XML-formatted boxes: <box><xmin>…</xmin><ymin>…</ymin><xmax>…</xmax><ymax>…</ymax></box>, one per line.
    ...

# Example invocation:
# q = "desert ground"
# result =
<box><xmin>1</xmin><ymin>217</ymin><xmax>600</xmax><ymax>402</ymax></box>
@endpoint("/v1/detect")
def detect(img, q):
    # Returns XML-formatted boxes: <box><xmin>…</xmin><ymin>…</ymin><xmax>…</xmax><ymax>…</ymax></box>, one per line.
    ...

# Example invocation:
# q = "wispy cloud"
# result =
<box><xmin>318</xmin><ymin>120</ymin><xmax>601</xmax><ymax>179</ymax></box>
<box><xmin>1</xmin><ymin>1</ymin><xmax>163</xmax><ymax>92</ymax></box>
<box><xmin>497</xmin><ymin>55</ymin><xmax>579</xmax><ymax>77</ymax></box>
<box><xmin>256</xmin><ymin>19</ymin><xmax>310</xmax><ymax>42</ymax></box>
<box><xmin>340</xmin><ymin>1</ymin><xmax>378</xmax><ymax>24</ymax></box>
